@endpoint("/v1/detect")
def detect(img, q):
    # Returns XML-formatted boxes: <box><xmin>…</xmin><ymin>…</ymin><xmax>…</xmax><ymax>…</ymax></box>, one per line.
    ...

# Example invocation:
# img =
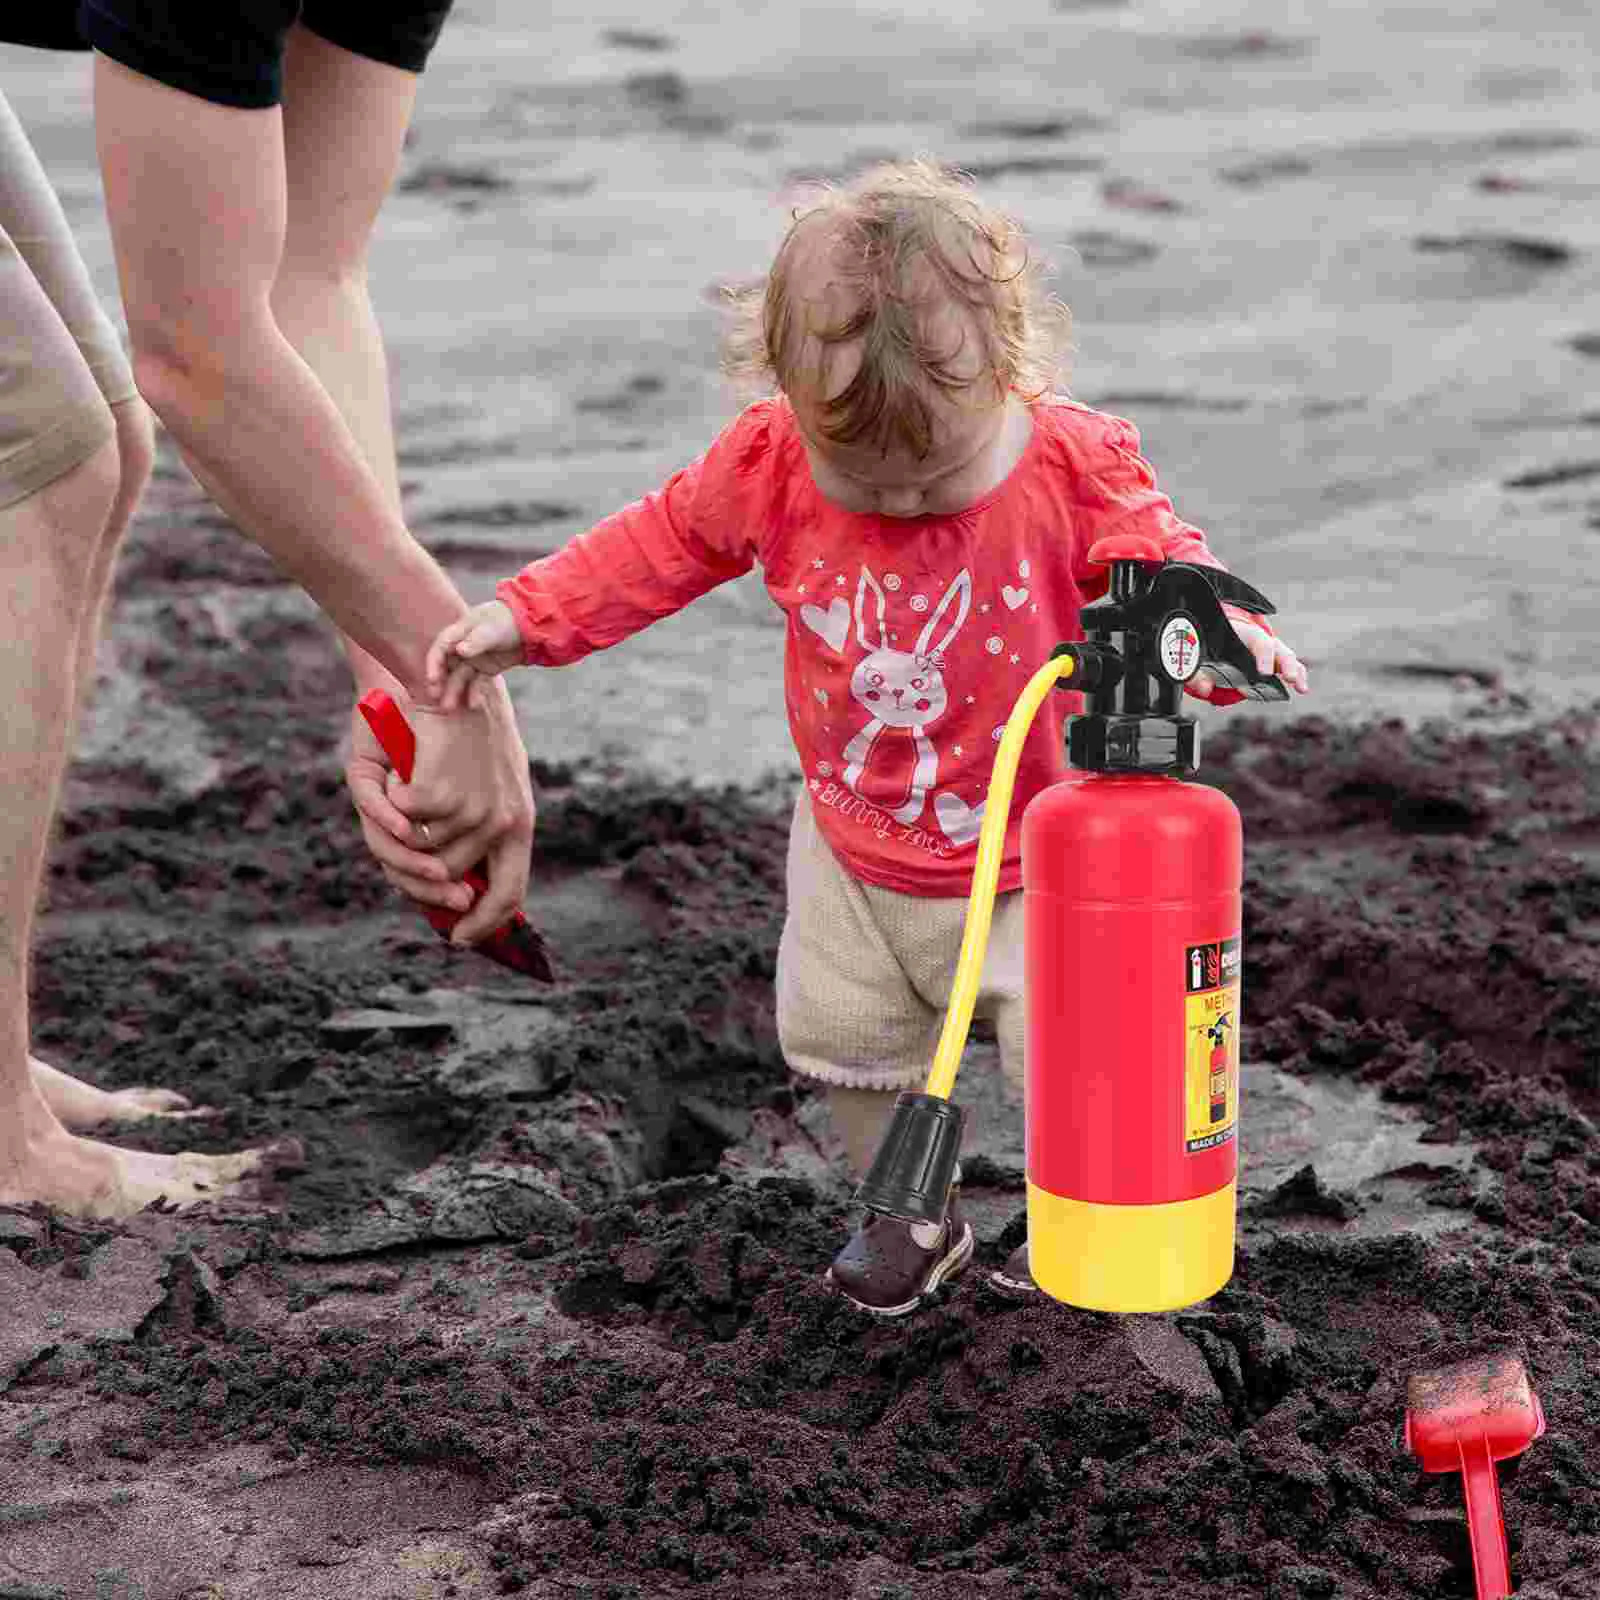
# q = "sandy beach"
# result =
<box><xmin>4</xmin><ymin>1</ymin><xmax>1600</xmax><ymax>1595</ymax></box>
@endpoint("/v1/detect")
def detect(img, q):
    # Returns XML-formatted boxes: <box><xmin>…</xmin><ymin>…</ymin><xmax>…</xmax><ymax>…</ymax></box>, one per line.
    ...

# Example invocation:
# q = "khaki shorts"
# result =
<box><xmin>776</xmin><ymin>790</ymin><xmax>1025</xmax><ymax>1093</ymax></box>
<box><xmin>0</xmin><ymin>89</ymin><xmax>137</xmax><ymax>512</ymax></box>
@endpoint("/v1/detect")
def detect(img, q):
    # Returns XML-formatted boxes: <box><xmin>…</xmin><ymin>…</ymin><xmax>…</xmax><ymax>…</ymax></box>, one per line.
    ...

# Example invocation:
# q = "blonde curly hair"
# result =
<box><xmin>722</xmin><ymin>158</ymin><xmax>1071</xmax><ymax>459</ymax></box>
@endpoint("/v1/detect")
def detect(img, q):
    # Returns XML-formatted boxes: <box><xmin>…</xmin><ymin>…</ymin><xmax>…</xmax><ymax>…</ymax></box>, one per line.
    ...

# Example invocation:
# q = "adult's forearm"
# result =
<box><xmin>134</xmin><ymin>327</ymin><xmax>460</xmax><ymax>696</ymax></box>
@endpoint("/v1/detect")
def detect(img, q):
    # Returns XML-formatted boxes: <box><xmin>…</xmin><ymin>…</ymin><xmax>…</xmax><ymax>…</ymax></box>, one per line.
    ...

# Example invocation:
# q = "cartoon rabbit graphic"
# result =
<box><xmin>841</xmin><ymin>567</ymin><xmax>972</xmax><ymax>829</ymax></box>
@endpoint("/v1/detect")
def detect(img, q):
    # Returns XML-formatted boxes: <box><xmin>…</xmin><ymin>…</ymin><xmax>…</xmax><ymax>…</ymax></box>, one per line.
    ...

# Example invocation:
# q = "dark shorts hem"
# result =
<box><xmin>76</xmin><ymin>0</ymin><xmax>454</xmax><ymax>110</ymax></box>
<box><xmin>299</xmin><ymin>6</ymin><xmax>452</xmax><ymax>76</ymax></box>
<box><xmin>79</xmin><ymin>0</ymin><xmax>283</xmax><ymax>108</ymax></box>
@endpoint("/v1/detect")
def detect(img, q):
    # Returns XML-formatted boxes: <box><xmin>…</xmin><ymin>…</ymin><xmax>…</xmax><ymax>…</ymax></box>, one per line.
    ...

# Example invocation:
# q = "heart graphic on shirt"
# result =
<box><xmin>1018</xmin><ymin>559</ymin><xmax>1031</xmax><ymax>579</ymax></box>
<box><xmin>934</xmin><ymin>790</ymin><xmax>985</xmax><ymax>847</ymax></box>
<box><xmin>800</xmin><ymin>596</ymin><xmax>850</xmax><ymax>654</ymax></box>
<box><xmin>1001</xmin><ymin>585</ymin><xmax>1030</xmax><ymax>611</ymax></box>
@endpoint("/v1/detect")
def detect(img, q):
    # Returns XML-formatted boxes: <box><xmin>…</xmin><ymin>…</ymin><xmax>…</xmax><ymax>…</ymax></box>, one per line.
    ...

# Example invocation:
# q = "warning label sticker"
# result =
<box><xmin>1185</xmin><ymin>935</ymin><xmax>1240</xmax><ymax>1154</ymax></box>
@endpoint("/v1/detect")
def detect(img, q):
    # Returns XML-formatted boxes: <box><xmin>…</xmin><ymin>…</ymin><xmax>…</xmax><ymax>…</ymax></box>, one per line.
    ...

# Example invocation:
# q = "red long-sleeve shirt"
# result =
<box><xmin>499</xmin><ymin>394</ymin><xmax>1245</xmax><ymax>897</ymax></box>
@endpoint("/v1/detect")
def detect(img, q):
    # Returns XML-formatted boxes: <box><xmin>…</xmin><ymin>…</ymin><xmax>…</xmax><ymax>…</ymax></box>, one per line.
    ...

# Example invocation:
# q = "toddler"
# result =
<box><xmin>424</xmin><ymin>160</ymin><xmax>1309</xmax><ymax>1316</ymax></box>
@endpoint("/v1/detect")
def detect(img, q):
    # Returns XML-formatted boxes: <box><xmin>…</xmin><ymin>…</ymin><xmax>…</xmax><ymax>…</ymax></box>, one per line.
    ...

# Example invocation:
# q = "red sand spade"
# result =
<box><xmin>357</xmin><ymin>689</ymin><xmax>554</xmax><ymax>981</ymax></box>
<box><xmin>1404</xmin><ymin>1349</ymin><xmax>1546</xmax><ymax>1599</ymax></box>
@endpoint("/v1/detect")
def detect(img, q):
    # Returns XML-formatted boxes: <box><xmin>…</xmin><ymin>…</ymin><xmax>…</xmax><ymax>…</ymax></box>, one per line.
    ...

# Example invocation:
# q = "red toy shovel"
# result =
<box><xmin>1404</xmin><ymin>1349</ymin><xmax>1546</xmax><ymax>1599</ymax></box>
<box><xmin>357</xmin><ymin>688</ymin><xmax>553</xmax><ymax>982</ymax></box>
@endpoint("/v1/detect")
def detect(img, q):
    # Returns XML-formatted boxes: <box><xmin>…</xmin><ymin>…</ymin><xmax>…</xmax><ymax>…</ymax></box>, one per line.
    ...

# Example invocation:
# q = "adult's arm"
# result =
<box><xmin>92</xmin><ymin>53</ymin><xmax>531</xmax><ymax>941</ymax></box>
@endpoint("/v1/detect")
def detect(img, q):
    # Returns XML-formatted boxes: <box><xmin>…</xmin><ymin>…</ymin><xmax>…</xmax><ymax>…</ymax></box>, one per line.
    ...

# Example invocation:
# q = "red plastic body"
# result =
<box><xmin>357</xmin><ymin>690</ymin><xmax>552</xmax><ymax>982</ymax></box>
<box><xmin>1087</xmin><ymin>532</ymin><xmax>1165</xmax><ymax>565</ymax></box>
<box><xmin>1022</xmin><ymin>771</ymin><xmax>1241</xmax><ymax>1206</ymax></box>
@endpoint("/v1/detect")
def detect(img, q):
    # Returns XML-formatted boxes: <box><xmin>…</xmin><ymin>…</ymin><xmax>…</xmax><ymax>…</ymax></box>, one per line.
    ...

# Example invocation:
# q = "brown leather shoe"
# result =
<box><xmin>825</xmin><ymin>1190</ymin><xmax>974</xmax><ymax>1317</ymax></box>
<box><xmin>987</xmin><ymin>1241</ymin><xmax>1039</xmax><ymax>1298</ymax></box>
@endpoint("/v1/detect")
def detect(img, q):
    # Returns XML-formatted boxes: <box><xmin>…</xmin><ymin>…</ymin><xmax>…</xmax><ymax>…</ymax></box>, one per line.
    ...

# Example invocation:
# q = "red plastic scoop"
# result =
<box><xmin>357</xmin><ymin>689</ymin><xmax>553</xmax><ymax>982</ymax></box>
<box><xmin>1404</xmin><ymin>1349</ymin><xmax>1546</xmax><ymax>1599</ymax></box>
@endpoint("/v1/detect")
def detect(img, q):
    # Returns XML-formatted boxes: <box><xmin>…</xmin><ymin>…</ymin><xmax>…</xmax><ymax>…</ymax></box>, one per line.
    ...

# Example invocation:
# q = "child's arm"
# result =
<box><xmin>426</xmin><ymin>406</ymin><xmax>776</xmax><ymax>708</ymax></box>
<box><xmin>1080</xmin><ymin>415</ymin><xmax>1309</xmax><ymax>700</ymax></box>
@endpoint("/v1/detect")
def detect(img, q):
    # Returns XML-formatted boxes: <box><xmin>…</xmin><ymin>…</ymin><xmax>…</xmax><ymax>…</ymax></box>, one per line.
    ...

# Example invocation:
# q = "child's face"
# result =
<box><xmin>795</xmin><ymin>382</ymin><xmax>1012</xmax><ymax>521</ymax></box>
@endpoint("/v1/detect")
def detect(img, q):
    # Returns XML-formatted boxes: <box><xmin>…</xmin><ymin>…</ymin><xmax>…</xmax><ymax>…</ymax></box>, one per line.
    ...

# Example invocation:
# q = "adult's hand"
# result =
<box><xmin>346</xmin><ymin>693</ymin><xmax>475</xmax><ymax>914</ymax></box>
<box><xmin>384</xmin><ymin>678</ymin><xmax>536</xmax><ymax>945</ymax></box>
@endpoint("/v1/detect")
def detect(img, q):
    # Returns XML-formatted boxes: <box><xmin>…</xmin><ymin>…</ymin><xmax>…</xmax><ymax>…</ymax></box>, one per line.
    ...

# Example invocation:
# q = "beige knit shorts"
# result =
<box><xmin>0</xmin><ymin>90</ymin><xmax>137</xmax><ymax>512</ymax></box>
<box><xmin>776</xmin><ymin>790</ymin><xmax>1026</xmax><ymax>1093</ymax></box>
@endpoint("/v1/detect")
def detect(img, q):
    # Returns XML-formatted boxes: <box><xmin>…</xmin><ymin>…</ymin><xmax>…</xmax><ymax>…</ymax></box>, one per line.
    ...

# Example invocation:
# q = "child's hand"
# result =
<box><xmin>1187</xmin><ymin>617</ymin><xmax>1310</xmax><ymax>699</ymax></box>
<box><xmin>426</xmin><ymin>601</ymin><xmax>524</xmax><ymax>711</ymax></box>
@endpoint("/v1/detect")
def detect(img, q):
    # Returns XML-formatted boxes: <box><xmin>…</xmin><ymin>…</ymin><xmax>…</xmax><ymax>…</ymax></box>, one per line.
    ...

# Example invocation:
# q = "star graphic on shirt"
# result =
<box><xmin>812</xmin><ymin>557</ymin><xmax>824</xmax><ymax>569</ymax></box>
<box><xmin>979</xmin><ymin>602</ymin><xmax>991</xmax><ymax>614</ymax></box>
<box><xmin>798</xmin><ymin>583</ymin><xmax>807</xmax><ymax>593</ymax></box>
<box><xmin>1010</xmin><ymin>653</ymin><xmax>1022</xmax><ymax>665</ymax></box>
<box><xmin>953</xmin><ymin>744</ymin><xmax>964</xmax><ymax>757</ymax></box>
<box><xmin>835</xmin><ymin>574</ymin><xmax>846</xmax><ymax>586</ymax></box>
<box><xmin>965</xmin><ymin>694</ymin><xmax>976</xmax><ymax>705</ymax></box>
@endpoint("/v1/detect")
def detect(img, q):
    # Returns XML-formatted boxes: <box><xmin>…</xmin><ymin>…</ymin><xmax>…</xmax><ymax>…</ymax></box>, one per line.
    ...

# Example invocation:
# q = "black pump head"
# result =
<box><xmin>856</xmin><ymin>1092</ymin><xmax>966</xmax><ymax>1224</ymax></box>
<box><xmin>1056</xmin><ymin>533</ymin><xmax>1289</xmax><ymax>776</ymax></box>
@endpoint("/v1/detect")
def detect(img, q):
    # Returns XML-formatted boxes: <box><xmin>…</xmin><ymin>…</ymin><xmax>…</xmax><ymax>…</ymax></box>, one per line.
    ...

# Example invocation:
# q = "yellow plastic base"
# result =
<box><xmin>1027</xmin><ymin>1179</ymin><xmax>1237</xmax><ymax>1313</ymax></box>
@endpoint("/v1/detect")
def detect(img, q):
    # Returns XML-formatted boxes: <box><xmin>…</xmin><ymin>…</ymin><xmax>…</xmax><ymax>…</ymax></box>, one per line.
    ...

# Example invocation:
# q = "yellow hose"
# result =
<box><xmin>923</xmin><ymin>651</ymin><xmax>1077</xmax><ymax>1101</ymax></box>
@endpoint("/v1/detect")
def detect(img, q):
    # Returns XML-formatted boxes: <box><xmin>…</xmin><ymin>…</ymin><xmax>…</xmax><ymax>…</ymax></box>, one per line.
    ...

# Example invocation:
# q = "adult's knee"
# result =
<box><xmin>124</xmin><ymin>291</ymin><xmax>256</xmax><ymax>439</ymax></box>
<box><xmin>271</xmin><ymin>254</ymin><xmax>372</xmax><ymax>327</ymax></box>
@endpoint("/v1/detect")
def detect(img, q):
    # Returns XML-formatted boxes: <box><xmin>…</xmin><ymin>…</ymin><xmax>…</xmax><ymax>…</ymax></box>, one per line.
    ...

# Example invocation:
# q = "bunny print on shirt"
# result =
<box><xmin>840</xmin><ymin>566</ymin><xmax>982</xmax><ymax>844</ymax></box>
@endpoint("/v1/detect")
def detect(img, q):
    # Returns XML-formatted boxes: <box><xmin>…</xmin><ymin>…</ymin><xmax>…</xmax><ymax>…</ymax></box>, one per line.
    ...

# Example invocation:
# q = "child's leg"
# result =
<box><xmin>979</xmin><ymin>888</ymin><xmax>1027</xmax><ymax>1098</ymax></box>
<box><xmin>820</xmin><ymin>1083</ymin><xmax>901</xmax><ymax>1180</ymax></box>
<box><xmin>980</xmin><ymin>891</ymin><xmax>1038</xmax><ymax>1295</ymax></box>
<box><xmin>775</xmin><ymin>792</ymin><xmax>974</xmax><ymax>1315</ymax></box>
<box><xmin>775</xmin><ymin>792</ymin><xmax>937</xmax><ymax>1150</ymax></box>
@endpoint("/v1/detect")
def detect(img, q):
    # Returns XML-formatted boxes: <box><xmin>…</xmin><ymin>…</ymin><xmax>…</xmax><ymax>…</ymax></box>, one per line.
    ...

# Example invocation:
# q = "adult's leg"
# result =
<box><xmin>0</xmin><ymin>101</ymin><xmax>269</xmax><ymax>1210</ymax></box>
<box><xmin>273</xmin><ymin>24</ymin><xmax>413</xmax><ymax>522</ymax></box>
<box><xmin>92</xmin><ymin>48</ymin><xmax>534</xmax><ymax>938</ymax></box>
<box><xmin>265</xmin><ymin>27</ymin><xmax>494</xmax><ymax>911</ymax></box>
<box><xmin>0</xmin><ymin>88</ymin><xmax>205</xmax><ymax>1129</ymax></box>
<box><xmin>0</xmin><ymin>439</ymin><xmax>266</xmax><ymax>1214</ymax></box>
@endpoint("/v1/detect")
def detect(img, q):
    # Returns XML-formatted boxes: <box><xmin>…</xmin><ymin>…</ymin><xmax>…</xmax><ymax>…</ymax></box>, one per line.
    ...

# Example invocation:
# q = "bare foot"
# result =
<box><xmin>0</xmin><ymin>1122</ymin><xmax>304</xmax><ymax>1220</ymax></box>
<box><xmin>29</xmin><ymin>1056</ymin><xmax>219</xmax><ymax>1129</ymax></box>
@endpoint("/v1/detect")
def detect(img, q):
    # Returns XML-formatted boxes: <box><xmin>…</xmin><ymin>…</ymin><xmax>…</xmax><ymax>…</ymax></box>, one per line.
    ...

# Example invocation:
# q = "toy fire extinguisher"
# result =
<box><xmin>856</xmin><ymin>532</ymin><xmax>1288</xmax><ymax>1313</ymax></box>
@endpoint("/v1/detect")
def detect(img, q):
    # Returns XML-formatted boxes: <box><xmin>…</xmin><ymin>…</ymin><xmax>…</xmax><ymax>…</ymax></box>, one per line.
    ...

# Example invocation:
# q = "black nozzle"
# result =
<box><xmin>855</xmin><ymin>1092</ymin><xmax>966</xmax><ymax>1225</ymax></box>
<box><xmin>1063</xmin><ymin>555</ymin><xmax>1290</xmax><ymax>775</ymax></box>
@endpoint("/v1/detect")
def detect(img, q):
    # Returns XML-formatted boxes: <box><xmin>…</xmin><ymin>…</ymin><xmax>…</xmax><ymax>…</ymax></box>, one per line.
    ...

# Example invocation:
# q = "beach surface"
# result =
<box><xmin>4</xmin><ymin>2</ymin><xmax>1600</xmax><ymax>1595</ymax></box>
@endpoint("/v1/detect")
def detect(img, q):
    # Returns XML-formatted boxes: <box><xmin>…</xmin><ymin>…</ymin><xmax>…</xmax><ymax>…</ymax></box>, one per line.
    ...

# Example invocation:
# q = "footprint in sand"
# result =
<box><xmin>577</xmin><ymin>374</ymin><xmax>668</xmax><ymax>416</ymax></box>
<box><xmin>1102</xmin><ymin>176</ymin><xmax>1182</xmax><ymax>212</ymax></box>
<box><xmin>1068</xmin><ymin>229</ymin><xmax>1160</xmax><ymax>268</ymax></box>
<box><xmin>965</xmin><ymin>115</ymin><xmax>1109</xmax><ymax>140</ymax></box>
<box><xmin>1502</xmin><ymin>461</ymin><xmax>1600</xmax><ymax>491</ymax></box>
<box><xmin>423</xmin><ymin>501</ymin><xmax>579</xmax><ymax>530</ymax></box>
<box><xmin>1218</xmin><ymin>154</ymin><xmax>1314</xmax><ymax>187</ymax></box>
<box><xmin>601</xmin><ymin>27</ymin><xmax>674</xmax><ymax>53</ymax></box>
<box><xmin>1093</xmin><ymin>390</ymin><xmax>1249</xmax><ymax>414</ymax></box>
<box><xmin>959</xmin><ymin>155</ymin><xmax>1102</xmax><ymax>181</ymax></box>
<box><xmin>1414</xmin><ymin>233</ymin><xmax>1574</xmax><ymax>269</ymax></box>
<box><xmin>1175</xmin><ymin>29</ymin><xmax>1311</xmax><ymax>60</ymax></box>
<box><xmin>397</xmin><ymin>163</ymin><xmax>511</xmax><ymax>196</ymax></box>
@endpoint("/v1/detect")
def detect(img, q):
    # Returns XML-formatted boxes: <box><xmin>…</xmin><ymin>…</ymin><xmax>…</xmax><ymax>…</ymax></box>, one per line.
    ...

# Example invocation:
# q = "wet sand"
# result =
<box><xmin>4</xmin><ymin>1</ymin><xmax>1600</xmax><ymax>1595</ymax></box>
